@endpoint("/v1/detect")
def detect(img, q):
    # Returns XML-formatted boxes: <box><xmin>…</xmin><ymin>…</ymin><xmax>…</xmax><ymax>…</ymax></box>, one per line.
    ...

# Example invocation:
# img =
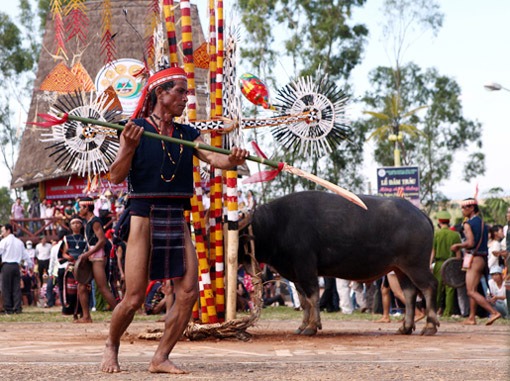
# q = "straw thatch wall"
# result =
<box><xmin>12</xmin><ymin>0</ymin><xmax>209</xmax><ymax>190</ymax></box>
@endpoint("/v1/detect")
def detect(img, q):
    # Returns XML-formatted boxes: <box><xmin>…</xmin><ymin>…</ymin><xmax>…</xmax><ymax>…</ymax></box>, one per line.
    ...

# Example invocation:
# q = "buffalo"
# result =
<box><xmin>240</xmin><ymin>191</ymin><xmax>439</xmax><ymax>336</ymax></box>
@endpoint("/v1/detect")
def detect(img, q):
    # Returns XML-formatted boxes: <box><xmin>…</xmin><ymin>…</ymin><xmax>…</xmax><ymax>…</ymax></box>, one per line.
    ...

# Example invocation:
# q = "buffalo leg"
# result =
<box><xmin>400</xmin><ymin>267</ymin><xmax>440</xmax><ymax>335</ymax></box>
<box><xmin>294</xmin><ymin>282</ymin><xmax>321</xmax><ymax>336</ymax></box>
<box><xmin>293</xmin><ymin>283</ymin><xmax>310</xmax><ymax>334</ymax></box>
<box><xmin>394</xmin><ymin>271</ymin><xmax>418</xmax><ymax>335</ymax></box>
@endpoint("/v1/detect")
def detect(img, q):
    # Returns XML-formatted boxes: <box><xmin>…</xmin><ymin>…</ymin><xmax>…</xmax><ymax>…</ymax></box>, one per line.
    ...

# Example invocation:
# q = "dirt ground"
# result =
<box><xmin>0</xmin><ymin>316</ymin><xmax>508</xmax><ymax>381</ymax></box>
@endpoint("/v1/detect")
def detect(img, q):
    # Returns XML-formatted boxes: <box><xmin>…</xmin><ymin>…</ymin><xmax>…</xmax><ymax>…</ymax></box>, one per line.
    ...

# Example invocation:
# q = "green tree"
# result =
<box><xmin>0</xmin><ymin>1</ymin><xmax>42</xmax><ymax>196</ymax></box>
<box><xmin>361</xmin><ymin>63</ymin><xmax>484</xmax><ymax>211</ymax></box>
<box><xmin>0</xmin><ymin>186</ymin><xmax>14</xmax><ymax>223</ymax></box>
<box><xmin>380</xmin><ymin>0</ymin><xmax>443</xmax><ymax>72</ymax></box>
<box><xmin>480</xmin><ymin>188</ymin><xmax>509</xmax><ymax>225</ymax></box>
<box><xmin>236</xmin><ymin>0</ymin><xmax>369</xmax><ymax>200</ymax></box>
<box><xmin>364</xmin><ymin>93</ymin><xmax>426</xmax><ymax>166</ymax></box>
<box><xmin>359</xmin><ymin>0</ymin><xmax>485</xmax><ymax>212</ymax></box>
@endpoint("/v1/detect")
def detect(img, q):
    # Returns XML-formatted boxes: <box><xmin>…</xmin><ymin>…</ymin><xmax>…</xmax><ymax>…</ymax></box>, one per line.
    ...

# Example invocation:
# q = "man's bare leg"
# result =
<box><xmin>375</xmin><ymin>284</ymin><xmax>391</xmax><ymax>323</ymax></box>
<box><xmin>148</xmin><ymin>226</ymin><xmax>199</xmax><ymax>374</ymax></box>
<box><xmin>75</xmin><ymin>283</ymin><xmax>92</xmax><ymax>323</ymax></box>
<box><xmin>101</xmin><ymin>216</ymin><xmax>150</xmax><ymax>373</ymax></box>
<box><xmin>463</xmin><ymin>257</ymin><xmax>500</xmax><ymax>326</ymax></box>
<box><xmin>92</xmin><ymin>260</ymin><xmax>118</xmax><ymax>310</ymax></box>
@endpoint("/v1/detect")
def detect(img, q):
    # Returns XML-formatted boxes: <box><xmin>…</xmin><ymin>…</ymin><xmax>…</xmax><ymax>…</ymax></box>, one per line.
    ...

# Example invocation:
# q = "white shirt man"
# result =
<box><xmin>0</xmin><ymin>226</ymin><xmax>29</xmax><ymax>264</ymax></box>
<box><xmin>36</xmin><ymin>239</ymin><xmax>52</xmax><ymax>261</ymax></box>
<box><xmin>0</xmin><ymin>224</ymin><xmax>29</xmax><ymax>314</ymax></box>
<box><xmin>35</xmin><ymin>237</ymin><xmax>52</xmax><ymax>283</ymax></box>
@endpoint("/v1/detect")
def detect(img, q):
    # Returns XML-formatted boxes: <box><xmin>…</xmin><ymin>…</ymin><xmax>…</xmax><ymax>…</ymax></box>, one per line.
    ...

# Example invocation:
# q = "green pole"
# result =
<box><xmin>61</xmin><ymin>113</ymin><xmax>281</xmax><ymax>169</ymax></box>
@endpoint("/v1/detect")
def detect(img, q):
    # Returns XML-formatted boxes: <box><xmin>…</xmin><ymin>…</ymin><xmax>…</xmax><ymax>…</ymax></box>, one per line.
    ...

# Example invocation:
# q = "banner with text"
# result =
<box><xmin>377</xmin><ymin>166</ymin><xmax>420</xmax><ymax>207</ymax></box>
<box><xmin>45</xmin><ymin>176</ymin><xmax>127</xmax><ymax>200</ymax></box>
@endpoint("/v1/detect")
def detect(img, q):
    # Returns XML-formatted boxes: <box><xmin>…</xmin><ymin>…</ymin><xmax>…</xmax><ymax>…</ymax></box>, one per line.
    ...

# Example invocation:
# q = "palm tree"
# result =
<box><xmin>481</xmin><ymin>187</ymin><xmax>509</xmax><ymax>224</ymax></box>
<box><xmin>364</xmin><ymin>93</ymin><xmax>426</xmax><ymax>167</ymax></box>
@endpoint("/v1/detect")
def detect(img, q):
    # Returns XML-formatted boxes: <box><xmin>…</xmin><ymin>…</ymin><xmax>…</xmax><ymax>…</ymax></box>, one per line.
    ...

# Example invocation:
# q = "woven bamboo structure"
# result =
<box><xmin>12</xmin><ymin>0</ymin><xmax>208</xmax><ymax>191</ymax></box>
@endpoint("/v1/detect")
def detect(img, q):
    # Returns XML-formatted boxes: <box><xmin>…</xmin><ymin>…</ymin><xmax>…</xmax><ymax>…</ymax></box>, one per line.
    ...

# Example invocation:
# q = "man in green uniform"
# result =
<box><xmin>430</xmin><ymin>211</ymin><xmax>461</xmax><ymax>316</ymax></box>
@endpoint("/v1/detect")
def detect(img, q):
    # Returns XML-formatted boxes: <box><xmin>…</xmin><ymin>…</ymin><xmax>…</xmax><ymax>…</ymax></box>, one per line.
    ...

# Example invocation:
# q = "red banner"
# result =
<box><xmin>44</xmin><ymin>176</ymin><xmax>127</xmax><ymax>200</ymax></box>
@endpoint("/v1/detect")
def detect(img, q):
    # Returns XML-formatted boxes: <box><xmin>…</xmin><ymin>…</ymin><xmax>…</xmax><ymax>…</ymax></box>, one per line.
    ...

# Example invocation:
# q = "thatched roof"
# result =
<box><xmin>12</xmin><ymin>0</ymin><xmax>210</xmax><ymax>190</ymax></box>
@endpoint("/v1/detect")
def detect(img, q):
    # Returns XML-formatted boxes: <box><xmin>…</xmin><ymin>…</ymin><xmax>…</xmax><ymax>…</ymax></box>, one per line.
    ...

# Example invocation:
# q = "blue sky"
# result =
<box><xmin>4</xmin><ymin>1</ymin><xmax>508</xmax><ymax>200</ymax></box>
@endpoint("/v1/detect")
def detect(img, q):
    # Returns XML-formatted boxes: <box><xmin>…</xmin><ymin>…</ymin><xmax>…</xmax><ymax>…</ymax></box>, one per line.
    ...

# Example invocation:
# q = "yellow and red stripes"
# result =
<box><xmin>210</xmin><ymin>132</ymin><xmax>225</xmax><ymax>321</ymax></box>
<box><xmin>163</xmin><ymin>0</ymin><xmax>179</xmax><ymax>67</ymax></box>
<box><xmin>208</xmin><ymin>0</ymin><xmax>217</xmax><ymax>116</ymax></box>
<box><xmin>215</xmin><ymin>0</ymin><xmax>224</xmax><ymax>117</ymax></box>
<box><xmin>180</xmin><ymin>0</ymin><xmax>196</xmax><ymax>121</ymax></box>
<box><xmin>191</xmin><ymin>156</ymin><xmax>218</xmax><ymax>323</ymax></box>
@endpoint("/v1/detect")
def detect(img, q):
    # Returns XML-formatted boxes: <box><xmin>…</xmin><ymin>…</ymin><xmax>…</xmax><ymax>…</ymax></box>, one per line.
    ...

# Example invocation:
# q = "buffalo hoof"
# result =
<box><xmin>294</xmin><ymin>327</ymin><xmax>304</xmax><ymax>335</ymax></box>
<box><xmin>397</xmin><ymin>324</ymin><xmax>414</xmax><ymax>335</ymax></box>
<box><xmin>301</xmin><ymin>328</ymin><xmax>318</xmax><ymax>336</ymax></box>
<box><xmin>420</xmin><ymin>326</ymin><xmax>438</xmax><ymax>336</ymax></box>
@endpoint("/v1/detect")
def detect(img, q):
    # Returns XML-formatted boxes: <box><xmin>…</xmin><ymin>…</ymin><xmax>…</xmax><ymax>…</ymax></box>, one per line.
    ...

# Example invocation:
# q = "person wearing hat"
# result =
<box><xmin>25</xmin><ymin>240</ymin><xmax>36</xmax><ymax>271</ymax></box>
<box><xmin>451</xmin><ymin>198</ymin><xmax>501</xmax><ymax>325</ymax></box>
<box><xmin>430</xmin><ymin>211</ymin><xmax>461</xmax><ymax>317</ymax></box>
<box><xmin>101</xmin><ymin>67</ymin><xmax>249</xmax><ymax>374</ymax></box>
<box><xmin>487</xmin><ymin>265</ymin><xmax>508</xmax><ymax>318</ymax></box>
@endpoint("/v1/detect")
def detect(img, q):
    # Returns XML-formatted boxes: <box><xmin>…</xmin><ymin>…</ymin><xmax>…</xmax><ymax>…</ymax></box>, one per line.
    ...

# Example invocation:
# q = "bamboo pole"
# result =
<box><xmin>45</xmin><ymin>113</ymin><xmax>367</xmax><ymax>210</ymax></box>
<box><xmin>225</xmin><ymin>170</ymin><xmax>238</xmax><ymax>321</ymax></box>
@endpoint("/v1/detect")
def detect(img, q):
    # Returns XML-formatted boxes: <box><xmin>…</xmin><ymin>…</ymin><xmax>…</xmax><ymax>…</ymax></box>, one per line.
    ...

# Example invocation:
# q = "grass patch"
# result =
<box><xmin>1</xmin><ymin>305</ymin><xmax>508</xmax><ymax>325</ymax></box>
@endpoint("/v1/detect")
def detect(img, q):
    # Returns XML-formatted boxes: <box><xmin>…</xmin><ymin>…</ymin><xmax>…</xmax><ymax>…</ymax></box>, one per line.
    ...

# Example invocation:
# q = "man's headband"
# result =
<box><xmin>461</xmin><ymin>199</ymin><xmax>477</xmax><ymax>207</ymax></box>
<box><xmin>70</xmin><ymin>217</ymin><xmax>83</xmax><ymax>224</ymax></box>
<box><xmin>132</xmin><ymin>67</ymin><xmax>187</xmax><ymax>119</ymax></box>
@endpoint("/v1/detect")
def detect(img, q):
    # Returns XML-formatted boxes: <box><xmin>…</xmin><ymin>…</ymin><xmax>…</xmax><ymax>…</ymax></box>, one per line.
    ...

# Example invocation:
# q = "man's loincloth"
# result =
<box><xmin>149</xmin><ymin>205</ymin><xmax>186</xmax><ymax>280</ymax></box>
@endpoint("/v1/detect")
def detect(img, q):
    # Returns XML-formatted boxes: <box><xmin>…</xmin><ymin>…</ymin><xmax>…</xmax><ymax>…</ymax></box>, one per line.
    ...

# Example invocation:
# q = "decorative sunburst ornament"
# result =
<box><xmin>272</xmin><ymin>72</ymin><xmax>351</xmax><ymax>157</ymax></box>
<box><xmin>40</xmin><ymin>90</ymin><xmax>122</xmax><ymax>177</ymax></box>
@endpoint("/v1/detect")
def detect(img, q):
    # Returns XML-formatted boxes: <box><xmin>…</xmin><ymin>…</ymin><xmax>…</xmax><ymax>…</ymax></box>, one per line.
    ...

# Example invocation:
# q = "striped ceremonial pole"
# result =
<box><xmin>225</xmin><ymin>169</ymin><xmax>239</xmax><ymax>321</ymax></box>
<box><xmin>214</xmin><ymin>0</ymin><xmax>236</xmax><ymax>321</ymax></box>
<box><xmin>180</xmin><ymin>0</ymin><xmax>196</xmax><ymax>120</ymax></box>
<box><xmin>185</xmin><ymin>209</ymin><xmax>200</xmax><ymax>321</ymax></box>
<box><xmin>208</xmin><ymin>0</ymin><xmax>217</xmax><ymax>115</ymax></box>
<box><xmin>214</xmin><ymin>0</ymin><xmax>224</xmax><ymax>117</ymax></box>
<box><xmin>162</xmin><ymin>0</ymin><xmax>179</xmax><ymax>67</ymax></box>
<box><xmin>210</xmin><ymin>132</ymin><xmax>226</xmax><ymax>321</ymax></box>
<box><xmin>180</xmin><ymin>0</ymin><xmax>218</xmax><ymax>323</ymax></box>
<box><xmin>191</xmin><ymin>157</ymin><xmax>218</xmax><ymax>323</ymax></box>
<box><xmin>189</xmin><ymin>190</ymin><xmax>211</xmax><ymax>322</ymax></box>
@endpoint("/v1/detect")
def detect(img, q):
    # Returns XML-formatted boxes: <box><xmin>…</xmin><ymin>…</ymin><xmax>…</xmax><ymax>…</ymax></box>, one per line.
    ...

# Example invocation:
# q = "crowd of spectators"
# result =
<box><xmin>0</xmin><ymin>190</ymin><xmax>127</xmax><ymax>316</ymax></box>
<box><xmin>9</xmin><ymin>191</ymin><xmax>124</xmax><ymax>239</ymax></box>
<box><xmin>1</xmin><ymin>191</ymin><xmax>508</xmax><ymax>330</ymax></box>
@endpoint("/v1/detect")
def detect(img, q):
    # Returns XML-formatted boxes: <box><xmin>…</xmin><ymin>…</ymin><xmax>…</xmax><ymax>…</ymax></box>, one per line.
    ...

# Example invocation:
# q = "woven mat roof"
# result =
<box><xmin>12</xmin><ymin>0</ymin><xmax>211</xmax><ymax>189</ymax></box>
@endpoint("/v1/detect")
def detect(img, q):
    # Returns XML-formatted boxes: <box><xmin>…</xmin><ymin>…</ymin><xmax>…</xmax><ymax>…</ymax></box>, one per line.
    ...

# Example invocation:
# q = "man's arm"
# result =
<box><xmin>109</xmin><ymin>120</ymin><xmax>144</xmax><ymax>184</ymax></box>
<box><xmin>193</xmin><ymin>135</ymin><xmax>248</xmax><ymax>169</ymax></box>
<box><xmin>21</xmin><ymin>247</ymin><xmax>31</xmax><ymax>268</ymax></box>
<box><xmin>451</xmin><ymin>223</ymin><xmax>474</xmax><ymax>253</ymax></box>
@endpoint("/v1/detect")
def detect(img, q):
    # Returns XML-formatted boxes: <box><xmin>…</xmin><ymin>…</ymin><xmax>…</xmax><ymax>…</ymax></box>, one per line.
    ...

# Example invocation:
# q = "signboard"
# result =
<box><xmin>45</xmin><ymin>176</ymin><xmax>127</xmax><ymax>200</ymax></box>
<box><xmin>377</xmin><ymin>166</ymin><xmax>420</xmax><ymax>207</ymax></box>
<box><xmin>95</xmin><ymin>58</ymin><xmax>146</xmax><ymax>117</ymax></box>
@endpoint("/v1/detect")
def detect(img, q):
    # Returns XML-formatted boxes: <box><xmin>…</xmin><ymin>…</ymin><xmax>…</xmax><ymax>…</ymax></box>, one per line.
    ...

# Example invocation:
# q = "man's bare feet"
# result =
<box><xmin>101</xmin><ymin>343</ymin><xmax>121</xmax><ymax>373</ymax></box>
<box><xmin>73</xmin><ymin>317</ymin><xmax>92</xmax><ymax>324</ymax></box>
<box><xmin>462</xmin><ymin>319</ymin><xmax>476</xmax><ymax>325</ymax></box>
<box><xmin>375</xmin><ymin>316</ymin><xmax>391</xmax><ymax>323</ymax></box>
<box><xmin>485</xmin><ymin>313</ymin><xmax>501</xmax><ymax>326</ymax></box>
<box><xmin>149</xmin><ymin>359</ymin><xmax>187</xmax><ymax>374</ymax></box>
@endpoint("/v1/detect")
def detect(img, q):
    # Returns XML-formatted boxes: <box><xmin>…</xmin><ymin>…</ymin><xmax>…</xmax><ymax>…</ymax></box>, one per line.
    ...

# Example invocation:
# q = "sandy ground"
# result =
<box><xmin>0</xmin><ymin>316</ymin><xmax>508</xmax><ymax>381</ymax></box>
